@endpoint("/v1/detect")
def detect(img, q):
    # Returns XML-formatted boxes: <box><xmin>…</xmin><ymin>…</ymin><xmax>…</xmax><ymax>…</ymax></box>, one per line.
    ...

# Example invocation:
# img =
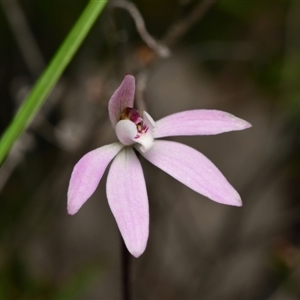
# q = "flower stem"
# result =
<box><xmin>121</xmin><ymin>237</ymin><xmax>131</xmax><ymax>300</ymax></box>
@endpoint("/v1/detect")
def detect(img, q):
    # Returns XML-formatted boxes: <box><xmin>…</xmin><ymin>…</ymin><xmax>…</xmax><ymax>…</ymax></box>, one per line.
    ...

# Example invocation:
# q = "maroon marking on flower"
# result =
<box><xmin>121</xmin><ymin>107</ymin><xmax>149</xmax><ymax>139</ymax></box>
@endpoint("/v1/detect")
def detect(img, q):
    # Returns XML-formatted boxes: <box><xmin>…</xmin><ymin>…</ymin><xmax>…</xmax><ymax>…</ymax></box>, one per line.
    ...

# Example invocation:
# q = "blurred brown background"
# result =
<box><xmin>0</xmin><ymin>0</ymin><xmax>300</xmax><ymax>299</ymax></box>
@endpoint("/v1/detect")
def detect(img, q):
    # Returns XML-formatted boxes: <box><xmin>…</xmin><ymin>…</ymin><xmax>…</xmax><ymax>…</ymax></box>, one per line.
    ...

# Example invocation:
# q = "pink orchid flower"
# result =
<box><xmin>67</xmin><ymin>75</ymin><xmax>251</xmax><ymax>257</ymax></box>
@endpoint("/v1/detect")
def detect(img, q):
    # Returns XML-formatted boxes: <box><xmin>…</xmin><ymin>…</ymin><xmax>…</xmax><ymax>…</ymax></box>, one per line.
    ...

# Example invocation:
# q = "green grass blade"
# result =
<box><xmin>0</xmin><ymin>0</ymin><xmax>108</xmax><ymax>165</ymax></box>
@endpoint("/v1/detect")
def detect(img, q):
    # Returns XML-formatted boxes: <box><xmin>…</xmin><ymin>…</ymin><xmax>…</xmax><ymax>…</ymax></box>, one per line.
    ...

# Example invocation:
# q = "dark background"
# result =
<box><xmin>0</xmin><ymin>0</ymin><xmax>300</xmax><ymax>299</ymax></box>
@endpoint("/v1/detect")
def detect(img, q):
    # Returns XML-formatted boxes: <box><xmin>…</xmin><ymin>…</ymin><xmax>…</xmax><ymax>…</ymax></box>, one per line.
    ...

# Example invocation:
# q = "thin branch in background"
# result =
<box><xmin>111</xmin><ymin>0</ymin><xmax>170</xmax><ymax>58</ymax></box>
<box><xmin>110</xmin><ymin>0</ymin><xmax>218</xmax><ymax>115</ymax></box>
<box><xmin>163</xmin><ymin>0</ymin><xmax>217</xmax><ymax>47</ymax></box>
<box><xmin>0</xmin><ymin>0</ymin><xmax>45</xmax><ymax>77</ymax></box>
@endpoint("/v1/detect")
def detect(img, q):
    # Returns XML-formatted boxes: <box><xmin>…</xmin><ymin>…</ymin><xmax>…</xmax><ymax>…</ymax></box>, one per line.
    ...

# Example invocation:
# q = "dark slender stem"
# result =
<box><xmin>121</xmin><ymin>237</ymin><xmax>131</xmax><ymax>300</ymax></box>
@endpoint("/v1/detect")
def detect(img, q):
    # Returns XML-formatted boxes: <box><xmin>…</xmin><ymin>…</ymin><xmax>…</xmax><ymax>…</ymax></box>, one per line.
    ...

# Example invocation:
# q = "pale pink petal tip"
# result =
<box><xmin>236</xmin><ymin>116</ymin><xmax>252</xmax><ymax>130</ymax></box>
<box><xmin>108</xmin><ymin>75</ymin><xmax>135</xmax><ymax>127</ymax></box>
<box><xmin>106</xmin><ymin>148</ymin><xmax>149</xmax><ymax>258</ymax></box>
<box><xmin>232</xmin><ymin>194</ymin><xmax>243</xmax><ymax>207</ymax></box>
<box><xmin>131</xmin><ymin>248</ymin><xmax>145</xmax><ymax>258</ymax></box>
<box><xmin>67</xmin><ymin>143</ymin><xmax>123</xmax><ymax>215</ymax></box>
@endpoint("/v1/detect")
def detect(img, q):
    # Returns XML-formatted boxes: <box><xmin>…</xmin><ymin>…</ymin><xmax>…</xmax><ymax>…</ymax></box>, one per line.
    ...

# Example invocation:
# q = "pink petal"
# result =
<box><xmin>108</xmin><ymin>75</ymin><xmax>135</xmax><ymax>127</ymax></box>
<box><xmin>153</xmin><ymin>110</ymin><xmax>251</xmax><ymax>138</ymax></box>
<box><xmin>106</xmin><ymin>148</ymin><xmax>149</xmax><ymax>257</ymax></box>
<box><xmin>67</xmin><ymin>143</ymin><xmax>124</xmax><ymax>215</ymax></box>
<box><xmin>140</xmin><ymin>140</ymin><xmax>242</xmax><ymax>206</ymax></box>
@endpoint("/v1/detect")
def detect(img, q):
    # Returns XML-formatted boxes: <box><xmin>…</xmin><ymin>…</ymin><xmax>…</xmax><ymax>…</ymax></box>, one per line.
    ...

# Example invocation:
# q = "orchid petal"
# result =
<box><xmin>143</xmin><ymin>111</ymin><xmax>156</xmax><ymax>131</ymax></box>
<box><xmin>106</xmin><ymin>148</ymin><xmax>149</xmax><ymax>257</ymax></box>
<box><xmin>115</xmin><ymin>120</ymin><xmax>137</xmax><ymax>146</ymax></box>
<box><xmin>153</xmin><ymin>110</ymin><xmax>252</xmax><ymax>138</ymax></box>
<box><xmin>67</xmin><ymin>143</ymin><xmax>124</xmax><ymax>215</ymax></box>
<box><xmin>140</xmin><ymin>140</ymin><xmax>242</xmax><ymax>206</ymax></box>
<box><xmin>108</xmin><ymin>75</ymin><xmax>135</xmax><ymax>127</ymax></box>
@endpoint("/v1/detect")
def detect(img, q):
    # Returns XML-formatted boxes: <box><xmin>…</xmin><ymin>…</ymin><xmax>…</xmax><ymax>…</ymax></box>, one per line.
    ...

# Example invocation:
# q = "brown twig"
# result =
<box><xmin>132</xmin><ymin>0</ymin><xmax>217</xmax><ymax>112</ymax></box>
<box><xmin>111</xmin><ymin>0</ymin><xmax>170</xmax><ymax>58</ymax></box>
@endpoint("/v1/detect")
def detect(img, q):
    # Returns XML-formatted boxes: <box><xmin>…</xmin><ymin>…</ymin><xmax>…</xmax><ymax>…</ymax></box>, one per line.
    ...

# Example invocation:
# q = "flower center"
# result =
<box><xmin>116</xmin><ymin>107</ymin><xmax>155</xmax><ymax>152</ymax></box>
<box><xmin>120</xmin><ymin>107</ymin><xmax>148</xmax><ymax>138</ymax></box>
